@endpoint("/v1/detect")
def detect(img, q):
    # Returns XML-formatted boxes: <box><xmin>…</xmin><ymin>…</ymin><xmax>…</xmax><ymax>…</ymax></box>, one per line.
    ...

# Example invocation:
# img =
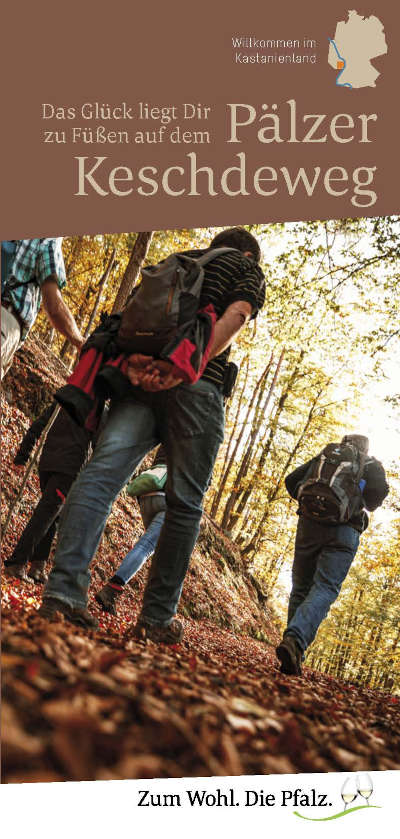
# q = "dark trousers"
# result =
<box><xmin>7</xmin><ymin>471</ymin><xmax>75</xmax><ymax>568</ymax></box>
<box><xmin>285</xmin><ymin>516</ymin><xmax>360</xmax><ymax>652</ymax></box>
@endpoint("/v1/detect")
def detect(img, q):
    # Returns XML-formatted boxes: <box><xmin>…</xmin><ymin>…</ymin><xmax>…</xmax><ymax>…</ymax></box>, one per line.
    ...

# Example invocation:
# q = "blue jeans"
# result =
<box><xmin>44</xmin><ymin>379</ymin><xmax>224</xmax><ymax>624</ymax></box>
<box><xmin>285</xmin><ymin>517</ymin><xmax>360</xmax><ymax>652</ymax></box>
<box><xmin>115</xmin><ymin>495</ymin><xmax>166</xmax><ymax>584</ymax></box>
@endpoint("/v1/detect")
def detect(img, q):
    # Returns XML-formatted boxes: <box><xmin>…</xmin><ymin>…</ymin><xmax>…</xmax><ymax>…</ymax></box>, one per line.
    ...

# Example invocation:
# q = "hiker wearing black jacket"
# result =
<box><xmin>276</xmin><ymin>434</ymin><xmax>389</xmax><ymax>676</ymax></box>
<box><xmin>4</xmin><ymin>405</ymin><xmax>94</xmax><ymax>583</ymax></box>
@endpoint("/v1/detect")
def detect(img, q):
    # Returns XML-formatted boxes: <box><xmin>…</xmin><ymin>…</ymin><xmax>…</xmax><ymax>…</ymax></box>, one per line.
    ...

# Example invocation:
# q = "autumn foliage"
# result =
<box><xmin>2</xmin><ymin>219</ymin><xmax>400</xmax><ymax>782</ymax></box>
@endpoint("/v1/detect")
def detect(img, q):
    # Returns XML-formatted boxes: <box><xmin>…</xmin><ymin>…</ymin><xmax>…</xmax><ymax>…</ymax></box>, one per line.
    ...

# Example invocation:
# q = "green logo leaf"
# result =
<box><xmin>293</xmin><ymin>805</ymin><xmax>381</xmax><ymax>821</ymax></box>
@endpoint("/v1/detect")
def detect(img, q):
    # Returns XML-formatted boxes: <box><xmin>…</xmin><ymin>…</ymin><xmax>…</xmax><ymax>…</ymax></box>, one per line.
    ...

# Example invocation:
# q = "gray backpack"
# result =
<box><xmin>297</xmin><ymin>442</ymin><xmax>367</xmax><ymax>525</ymax></box>
<box><xmin>117</xmin><ymin>247</ymin><xmax>235</xmax><ymax>355</ymax></box>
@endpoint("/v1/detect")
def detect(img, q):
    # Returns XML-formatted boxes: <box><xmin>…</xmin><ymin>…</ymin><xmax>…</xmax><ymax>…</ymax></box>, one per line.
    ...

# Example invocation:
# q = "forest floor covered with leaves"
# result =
<box><xmin>2</xmin><ymin>338</ymin><xmax>400</xmax><ymax>782</ymax></box>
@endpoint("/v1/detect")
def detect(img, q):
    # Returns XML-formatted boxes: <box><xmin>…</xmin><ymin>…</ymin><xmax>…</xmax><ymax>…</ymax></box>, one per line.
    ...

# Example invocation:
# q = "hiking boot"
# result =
<box><xmin>28</xmin><ymin>563</ymin><xmax>48</xmax><ymax>584</ymax></box>
<box><xmin>95</xmin><ymin>583</ymin><xmax>123</xmax><ymax>616</ymax></box>
<box><xmin>276</xmin><ymin>635</ymin><xmax>303</xmax><ymax>676</ymax></box>
<box><xmin>130</xmin><ymin>617</ymin><xmax>184</xmax><ymax>645</ymax></box>
<box><xmin>38</xmin><ymin>596</ymin><xmax>99</xmax><ymax>630</ymax></box>
<box><xmin>3</xmin><ymin>561</ymin><xmax>30</xmax><ymax>583</ymax></box>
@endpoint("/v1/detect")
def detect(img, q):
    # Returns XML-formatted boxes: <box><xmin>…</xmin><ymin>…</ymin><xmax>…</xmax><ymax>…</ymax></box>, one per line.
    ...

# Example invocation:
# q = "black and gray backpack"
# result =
<box><xmin>297</xmin><ymin>441</ymin><xmax>367</xmax><ymax>525</ymax></box>
<box><xmin>117</xmin><ymin>247</ymin><xmax>236</xmax><ymax>355</ymax></box>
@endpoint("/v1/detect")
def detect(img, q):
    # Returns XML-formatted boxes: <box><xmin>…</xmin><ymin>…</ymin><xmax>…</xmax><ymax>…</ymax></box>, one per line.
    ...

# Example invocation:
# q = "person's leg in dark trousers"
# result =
<box><xmin>286</xmin><ymin>517</ymin><xmax>322</xmax><ymax>626</ymax></box>
<box><xmin>28</xmin><ymin>518</ymin><xmax>58</xmax><ymax>582</ymax></box>
<box><xmin>276</xmin><ymin>517</ymin><xmax>321</xmax><ymax>674</ymax></box>
<box><xmin>285</xmin><ymin>522</ymin><xmax>360</xmax><ymax>653</ymax></box>
<box><xmin>4</xmin><ymin>471</ymin><xmax>75</xmax><ymax>580</ymax></box>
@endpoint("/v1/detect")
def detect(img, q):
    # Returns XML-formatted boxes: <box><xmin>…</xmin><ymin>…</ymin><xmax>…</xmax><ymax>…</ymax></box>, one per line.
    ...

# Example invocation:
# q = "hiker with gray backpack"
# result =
<box><xmin>39</xmin><ymin>227</ymin><xmax>265</xmax><ymax>643</ymax></box>
<box><xmin>276</xmin><ymin>434</ymin><xmax>389</xmax><ymax>676</ymax></box>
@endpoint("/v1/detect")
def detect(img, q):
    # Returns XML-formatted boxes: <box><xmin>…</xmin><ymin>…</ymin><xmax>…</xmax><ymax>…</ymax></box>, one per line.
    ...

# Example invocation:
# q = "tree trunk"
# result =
<box><xmin>83</xmin><ymin>249</ymin><xmax>116</xmax><ymax>339</ymax></box>
<box><xmin>59</xmin><ymin>281</ymin><xmax>95</xmax><ymax>359</ymax></box>
<box><xmin>240</xmin><ymin>391</ymin><xmax>319</xmax><ymax>557</ymax></box>
<box><xmin>112</xmin><ymin>232</ymin><xmax>153</xmax><ymax>313</ymax></box>
<box><xmin>220</xmin><ymin>350</ymin><xmax>284</xmax><ymax>531</ymax></box>
<box><xmin>208</xmin><ymin>357</ymin><xmax>249</xmax><ymax>518</ymax></box>
<box><xmin>212</xmin><ymin>357</ymin><xmax>272</xmax><ymax>523</ymax></box>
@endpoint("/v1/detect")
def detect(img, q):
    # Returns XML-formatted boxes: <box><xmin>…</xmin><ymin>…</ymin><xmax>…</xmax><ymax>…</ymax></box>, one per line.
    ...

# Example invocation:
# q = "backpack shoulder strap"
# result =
<box><xmin>356</xmin><ymin>450</ymin><xmax>367</xmax><ymax>482</ymax></box>
<box><xmin>1</xmin><ymin>241</ymin><xmax>17</xmax><ymax>291</ymax></box>
<box><xmin>194</xmin><ymin>247</ymin><xmax>238</xmax><ymax>268</ymax></box>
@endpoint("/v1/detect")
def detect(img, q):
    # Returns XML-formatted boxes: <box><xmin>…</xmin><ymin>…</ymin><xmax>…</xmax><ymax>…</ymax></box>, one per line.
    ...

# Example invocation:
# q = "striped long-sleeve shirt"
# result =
<box><xmin>184</xmin><ymin>248</ymin><xmax>265</xmax><ymax>387</ymax></box>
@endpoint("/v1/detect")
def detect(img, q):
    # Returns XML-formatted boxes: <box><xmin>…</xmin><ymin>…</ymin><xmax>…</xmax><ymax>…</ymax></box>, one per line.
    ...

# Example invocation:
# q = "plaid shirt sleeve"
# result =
<box><xmin>36</xmin><ymin>238</ymin><xmax>66</xmax><ymax>289</ymax></box>
<box><xmin>4</xmin><ymin>238</ymin><xmax>67</xmax><ymax>339</ymax></box>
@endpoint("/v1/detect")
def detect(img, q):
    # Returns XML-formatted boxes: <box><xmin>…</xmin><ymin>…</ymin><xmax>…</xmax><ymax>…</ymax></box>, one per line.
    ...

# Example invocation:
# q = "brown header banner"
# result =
<box><xmin>1</xmin><ymin>0</ymin><xmax>398</xmax><ymax>237</ymax></box>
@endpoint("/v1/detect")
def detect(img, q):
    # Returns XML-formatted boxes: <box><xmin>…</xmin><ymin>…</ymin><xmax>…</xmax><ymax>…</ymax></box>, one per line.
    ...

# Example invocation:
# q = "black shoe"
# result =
<box><xmin>28</xmin><ymin>564</ymin><xmax>48</xmax><ymax>584</ymax></box>
<box><xmin>3</xmin><ymin>562</ymin><xmax>30</xmax><ymax>583</ymax></box>
<box><xmin>95</xmin><ymin>583</ymin><xmax>123</xmax><ymax>615</ymax></box>
<box><xmin>130</xmin><ymin>617</ymin><xmax>184</xmax><ymax>645</ymax></box>
<box><xmin>38</xmin><ymin>596</ymin><xmax>99</xmax><ymax>630</ymax></box>
<box><xmin>276</xmin><ymin>635</ymin><xmax>303</xmax><ymax>676</ymax></box>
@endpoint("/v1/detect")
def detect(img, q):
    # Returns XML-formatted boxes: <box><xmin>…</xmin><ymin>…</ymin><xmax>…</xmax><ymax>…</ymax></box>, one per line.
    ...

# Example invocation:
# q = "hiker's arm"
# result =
<box><xmin>208</xmin><ymin>300</ymin><xmax>253</xmax><ymax>359</ymax></box>
<box><xmin>126</xmin><ymin>301</ymin><xmax>253</xmax><ymax>391</ymax></box>
<box><xmin>363</xmin><ymin>460</ymin><xmax>389</xmax><ymax>511</ymax></box>
<box><xmin>14</xmin><ymin>404</ymin><xmax>55</xmax><ymax>465</ymax></box>
<box><xmin>41</xmin><ymin>280</ymin><xmax>84</xmax><ymax>350</ymax></box>
<box><xmin>149</xmin><ymin>299</ymin><xmax>254</xmax><ymax>389</ymax></box>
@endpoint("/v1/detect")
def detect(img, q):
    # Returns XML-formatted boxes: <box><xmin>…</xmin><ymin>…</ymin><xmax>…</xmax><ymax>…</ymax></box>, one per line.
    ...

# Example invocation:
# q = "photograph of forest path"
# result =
<box><xmin>2</xmin><ymin>220</ymin><xmax>400</xmax><ymax>782</ymax></box>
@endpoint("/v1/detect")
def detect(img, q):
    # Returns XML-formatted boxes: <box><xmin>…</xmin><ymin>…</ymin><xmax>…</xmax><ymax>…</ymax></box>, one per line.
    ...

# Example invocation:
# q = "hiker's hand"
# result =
<box><xmin>139</xmin><ymin>360</ymin><xmax>183</xmax><ymax>391</ymax></box>
<box><xmin>127</xmin><ymin>355</ymin><xmax>183</xmax><ymax>390</ymax></box>
<box><xmin>127</xmin><ymin>354</ymin><xmax>157</xmax><ymax>387</ymax></box>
